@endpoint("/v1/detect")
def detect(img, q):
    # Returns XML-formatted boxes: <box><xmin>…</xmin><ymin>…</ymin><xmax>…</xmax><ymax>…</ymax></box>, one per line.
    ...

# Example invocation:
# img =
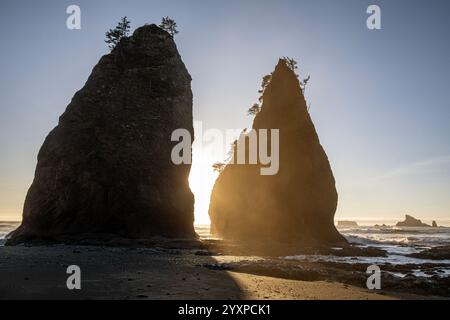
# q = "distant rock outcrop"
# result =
<box><xmin>7</xmin><ymin>25</ymin><xmax>195</xmax><ymax>244</ymax></box>
<box><xmin>208</xmin><ymin>59</ymin><xmax>345</xmax><ymax>245</ymax></box>
<box><xmin>396</xmin><ymin>215</ymin><xmax>430</xmax><ymax>227</ymax></box>
<box><xmin>337</xmin><ymin>221</ymin><xmax>359</xmax><ymax>227</ymax></box>
<box><xmin>432</xmin><ymin>221</ymin><xmax>438</xmax><ymax>228</ymax></box>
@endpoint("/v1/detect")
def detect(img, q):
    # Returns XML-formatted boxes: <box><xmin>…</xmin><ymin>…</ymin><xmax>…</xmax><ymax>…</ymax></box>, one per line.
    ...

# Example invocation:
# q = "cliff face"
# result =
<box><xmin>209</xmin><ymin>59</ymin><xmax>345</xmax><ymax>244</ymax></box>
<box><xmin>7</xmin><ymin>24</ymin><xmax>195</xmax><ymax>244</ymax></box>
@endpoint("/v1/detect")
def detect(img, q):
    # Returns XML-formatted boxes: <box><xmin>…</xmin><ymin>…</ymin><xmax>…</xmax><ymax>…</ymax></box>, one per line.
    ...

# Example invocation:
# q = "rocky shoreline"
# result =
<box><xmin>2</xmin><ymin>235</ymin><xmax>448</xmax><ymax>299</ymax></box>
<box><xmin>202</xmin><ymin>239</ymin><xmax>450</xmax><ymax>297</ymax></box>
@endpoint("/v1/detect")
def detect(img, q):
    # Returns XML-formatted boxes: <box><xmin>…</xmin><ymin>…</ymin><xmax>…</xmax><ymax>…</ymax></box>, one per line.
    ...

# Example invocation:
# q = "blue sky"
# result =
<box><xmin>0</xmin><ymin>0</ymin><xmax>449</xmax><ymax>223</ymax></box>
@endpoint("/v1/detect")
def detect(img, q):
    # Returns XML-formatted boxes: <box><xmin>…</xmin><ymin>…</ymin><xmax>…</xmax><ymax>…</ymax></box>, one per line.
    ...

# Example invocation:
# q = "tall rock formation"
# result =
<box><xmin>209</xmin><ymin>59</ymin><xmax>345</xmax><ymax>244</ymax></box>
<box><xmin>7</xmin><ymin>25</ymin><xmax>195</xmax><ymax>244</ymax></box>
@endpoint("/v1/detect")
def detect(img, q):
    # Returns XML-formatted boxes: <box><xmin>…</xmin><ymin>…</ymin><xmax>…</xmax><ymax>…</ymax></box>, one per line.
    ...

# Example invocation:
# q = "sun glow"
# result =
<box><xmin>188</xmin><ymin>150</ymin><xmax>219</xmax><ymax>226</ymax></box>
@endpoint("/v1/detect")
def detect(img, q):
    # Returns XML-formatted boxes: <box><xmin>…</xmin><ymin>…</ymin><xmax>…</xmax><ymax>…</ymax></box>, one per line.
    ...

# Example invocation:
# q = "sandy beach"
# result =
<box><xmin>1</xmin><ymin>236</ymin><xmax>447</xmax><ymax>300</ymax></box>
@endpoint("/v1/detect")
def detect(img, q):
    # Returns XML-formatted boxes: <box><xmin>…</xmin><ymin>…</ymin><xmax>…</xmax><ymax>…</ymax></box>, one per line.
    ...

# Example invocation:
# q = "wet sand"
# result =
<box><xmin>0</xmin><ymin>241</ymin><xmax>445</xmax><ymax>300</ymax></box>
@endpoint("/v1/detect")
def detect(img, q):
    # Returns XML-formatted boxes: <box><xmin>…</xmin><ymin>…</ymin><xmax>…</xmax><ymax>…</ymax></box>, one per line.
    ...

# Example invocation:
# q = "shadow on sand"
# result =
<box><xmin>0</xmin><ymin>236</ymin><xmax>243</xmax><ymax>300</ymax></box>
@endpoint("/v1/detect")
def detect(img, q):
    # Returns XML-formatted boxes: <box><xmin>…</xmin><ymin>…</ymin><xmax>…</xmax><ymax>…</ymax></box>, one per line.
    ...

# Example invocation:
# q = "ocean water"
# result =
<box><xmin>0</xmin><ymin>221</ymin><xmax>20</xmax><ymax>245</ymax></box>
<box><xmin>340</xmin><ymin>225</ymin><xmax>450</xmax><ymax>249</ymax></box>
<box><xmin>2</xmin><ymin>221</ymin><xmax>449</xmax><ymax>277</ymax></box>
<box><xmin>286</xmin><ymin>225</ymin><xmax>450</xmax><ymax>277</ymax></box>
<box><xmin>194</xmin><ymin>223</ymin><xmax>450</xmax><ymax>278</ymax></box>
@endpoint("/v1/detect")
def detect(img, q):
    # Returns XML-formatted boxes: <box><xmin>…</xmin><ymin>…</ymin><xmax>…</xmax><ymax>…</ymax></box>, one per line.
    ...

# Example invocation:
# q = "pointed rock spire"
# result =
<box><xmin>209</xmin><ymin>58</ymin><xmax>345</xmax><ymax>245</ymax></box>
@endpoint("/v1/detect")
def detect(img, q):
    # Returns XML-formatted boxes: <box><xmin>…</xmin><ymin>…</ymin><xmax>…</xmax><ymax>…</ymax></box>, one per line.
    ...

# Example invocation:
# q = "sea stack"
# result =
<box><xmin>208</xmin><ymin>59</ymin><xmax>345</xmax><ymax>244</ymax></box>
<box><xmin>7</xmin><ymin>25</ymin><xmax>195</xmax><ymax>244</ymax></box>
<box><xmin>396</xmin><ymin>215</ymin><xmax>430</xmax><ymax>227</ymax></box>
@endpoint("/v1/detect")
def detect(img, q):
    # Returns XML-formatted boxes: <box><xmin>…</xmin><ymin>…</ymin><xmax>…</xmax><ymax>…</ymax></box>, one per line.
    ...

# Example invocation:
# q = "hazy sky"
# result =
<box><xmin>0</xmin><ymin>0</ymin><xmax>449</xmax><ymax>223</ymax></box>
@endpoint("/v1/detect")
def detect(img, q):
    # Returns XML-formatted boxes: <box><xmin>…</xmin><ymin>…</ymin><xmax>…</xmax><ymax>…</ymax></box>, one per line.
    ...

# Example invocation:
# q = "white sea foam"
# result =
<box><xmin>285</xmin><ymin>225</ymin><xmax>450</xmax><ymax>278</ymax></box>
<box><xmin>285</xmin><ymin>253</ymin><xmax>450</xmax><ymax>266</ymax></box>
<box><xmin>340</xmin><ymin>225</ymin><xmax>450</xmax><ymax>248</ymax></box>
<box><xmin>0</xmin><ymin>221</ymin><xmax>20</xmax><ymax>240</ymax></box>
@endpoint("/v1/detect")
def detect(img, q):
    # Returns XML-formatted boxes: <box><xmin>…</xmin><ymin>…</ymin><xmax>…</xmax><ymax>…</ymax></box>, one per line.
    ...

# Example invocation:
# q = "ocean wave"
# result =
<box><xmin>344</xmin><ymin>234</ymin><xmax>379</xmax><ymax>245</ymax></box>
<box><xmin>288</xmin><ymin>227</ymin><xmax>450</xmax><ymax>278</ymax></box>
<box><xmin>0</xmin><ymin>222</ymin><xmax>20</xmax><ymax>242</ymax></box>
<box><xmin>285</xmin><ymin>253</ymin><xmax>450</xmax><ymax>267</ymax></box>
<box><xmin>340</xmin><ymin>226</ymin><xmax>450</xmax><ymax>250</ymax></box>
<box><xmin>337</xmin><ymin>226</ymin><xmax>450</xmax><ymax>235</ymax></box>
<box><xmin>345</xmin><ymin>234</ymin><xmax>413</xmax><ymax>245</ymax></box>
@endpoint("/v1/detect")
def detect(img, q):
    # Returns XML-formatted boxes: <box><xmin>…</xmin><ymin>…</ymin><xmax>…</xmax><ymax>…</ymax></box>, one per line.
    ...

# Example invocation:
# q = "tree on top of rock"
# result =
<box><xmin>259</xmin><ymin>74</ymin><xmax>272</xmax><ymax>94</ymax></box>
<box><xmin>300</xmin><ymin>75</ymin><xmax>311</xmax><ymax>93</ymax></box>
<box><xmin>105</xmin><ymin>16</ymin><xmax>131</xmax><ymax>51</ymax></box>
<box><xmin>281</xmin><ymin>56</ymin><xmax>311</xmax><ymax>94</ymax></box>
<box><xmin>246</xmin><ymin>74</ymin><xmax>272</xmax><ymax>116</ymax></box>
<box><xmin>247</xmin><ymin>103</ymin><xmax>261</xmax><ymax>116</ymax></box>
<box><xmin>159</xmin><ymin>16</ymin><xmax>179</xmax><ymax>37</ymax></box>
<box><xmin>282</xmin><ymin>56</ymin><xmax>298</xmax><ymax>72</ymax></box>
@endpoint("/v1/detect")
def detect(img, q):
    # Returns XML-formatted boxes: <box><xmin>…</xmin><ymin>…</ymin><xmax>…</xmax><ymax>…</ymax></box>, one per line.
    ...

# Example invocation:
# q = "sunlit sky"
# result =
<box><xmin>0</xmin><ymin>0</ymin><xmax>449</xmax><ymax>224</ymax></box>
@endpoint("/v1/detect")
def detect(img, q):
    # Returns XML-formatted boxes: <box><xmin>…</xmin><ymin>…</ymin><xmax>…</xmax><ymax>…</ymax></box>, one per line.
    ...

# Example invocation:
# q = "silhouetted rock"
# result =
<box><xmin>396</xmin><ymin>215</ymin><xmax>430</xmax><ymax>227</ymax></box>
<box><xmin>7</xmin><ymin>24</ymin><xmax>195</xmax><ymax>244</ymax></box>
<box><xmin>208</xmin><ymin>59</ymin><xmax>345</xmax><ymax>245</ymax></box>
<box><xmin>409</xmin><ymin>246</ymin><xmax>450</xmax><ymax>260</ymax></box>
<box><xmin>337</xmin><ymin>221</ymin><xmax>358</xmax><ymax>227</ymax></box>
<box><xmin>432</xmin><ymin>220</ymin><xmax>438</xmax><ymax>228</ymax></box>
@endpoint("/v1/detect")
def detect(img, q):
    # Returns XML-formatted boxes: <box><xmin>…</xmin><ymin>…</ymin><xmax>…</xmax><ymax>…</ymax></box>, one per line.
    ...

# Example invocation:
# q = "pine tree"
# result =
<box><xmin>282</xmin><ymin>56</ymin><xmax>298</xmax><ymax>71</ymax></box>
<box><xmin>159</xmin><ymin>16</ymin><xmax>179</xmax><ymax>37</ymax></box>
<box><xmin>105</xmin><ymin>17</ymin><xmax>131</xmax><ymax>51</ymax></box>
<box><xmin>247</xmin><ymin>103</ymin><xmax>261</xmax><ymax>116</ymax></box>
